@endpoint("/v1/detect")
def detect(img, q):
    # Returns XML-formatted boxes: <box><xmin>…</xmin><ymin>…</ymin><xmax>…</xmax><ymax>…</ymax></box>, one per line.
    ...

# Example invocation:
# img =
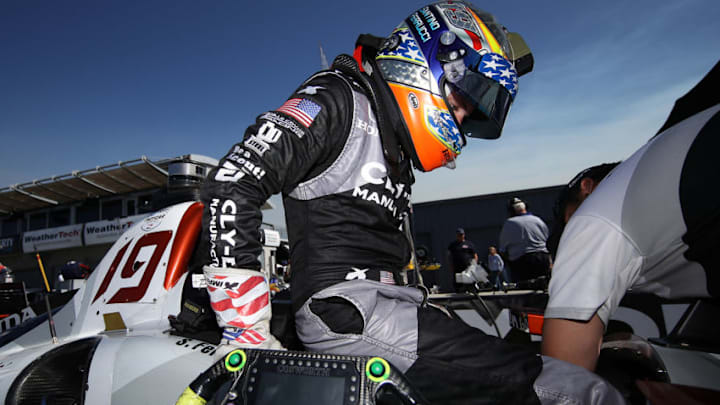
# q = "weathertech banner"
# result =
<box><xmin>23</xmin><ymin>224</ymin><xmax>83</xmax><ymax>253</ymax></box>
<box><xmin>84</xmin><ymin>214</ymin><xmax>147</xmax><ymax>246</ymax></box>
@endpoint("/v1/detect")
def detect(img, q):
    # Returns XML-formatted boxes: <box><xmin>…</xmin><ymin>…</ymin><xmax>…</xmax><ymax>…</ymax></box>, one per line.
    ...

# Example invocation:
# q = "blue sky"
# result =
<box><xmin>2</xmin><ymin>0</ymin><xmax>719</xmax><ymax>228</ymax></box>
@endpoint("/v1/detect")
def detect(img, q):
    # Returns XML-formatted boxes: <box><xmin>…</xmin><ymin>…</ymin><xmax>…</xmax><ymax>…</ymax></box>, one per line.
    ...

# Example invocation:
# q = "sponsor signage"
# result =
<box><xmin>19</xmin><ymin>214</ymin><xmax>148</xmax><ymax>253</ymax></box>
<box><xmin>23</xmin><ymin>224</ymin><xmax>83</xmax><ymax>253</ymax></box>
<box><xmin>0</xmin><ymin>236</ymin><xmax>19</xmax><ymax>255</ymax></box>
<box><xmin>84</xmin><ymin>214</ymin><xmax>147</xmax><ymax>246</ymax></box>
<box><xmin>0</xmin><ymin>307</ymin><xmax>37</xmax><ymax>335</ymax></box>
<box><xmin>262</xmin><ymin>229</ymin><xmax>281</xmax><ymax>247</ymax></box>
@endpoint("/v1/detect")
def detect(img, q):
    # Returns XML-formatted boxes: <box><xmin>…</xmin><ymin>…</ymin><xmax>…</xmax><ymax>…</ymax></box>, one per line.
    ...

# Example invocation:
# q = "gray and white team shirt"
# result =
<box><xmin>546</xmin><ymin>103</ymin><xmax>720</xmax><ymax>325</ymax></box>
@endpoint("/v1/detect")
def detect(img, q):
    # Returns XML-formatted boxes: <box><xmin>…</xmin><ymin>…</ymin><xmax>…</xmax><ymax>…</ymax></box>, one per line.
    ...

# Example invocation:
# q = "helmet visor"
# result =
<box><xmin>442</xmin><ymin>53</ymin><xmax>516</xmax><ymax>140</ymax></box>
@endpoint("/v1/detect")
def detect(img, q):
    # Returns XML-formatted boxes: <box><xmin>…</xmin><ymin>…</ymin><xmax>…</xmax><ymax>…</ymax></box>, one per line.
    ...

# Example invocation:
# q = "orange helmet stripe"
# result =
<box><xmin>387</xmin><ymin>82</ymin><xmax>459</xmax><ymax>171</ymax></box>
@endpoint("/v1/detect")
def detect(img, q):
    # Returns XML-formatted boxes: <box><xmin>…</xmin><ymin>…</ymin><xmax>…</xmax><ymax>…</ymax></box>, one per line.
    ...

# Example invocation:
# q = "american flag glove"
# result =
<box><xmin>203</xmin><ymin>266</ymin><xmax>285</xmax><ymax>350</ymax></box>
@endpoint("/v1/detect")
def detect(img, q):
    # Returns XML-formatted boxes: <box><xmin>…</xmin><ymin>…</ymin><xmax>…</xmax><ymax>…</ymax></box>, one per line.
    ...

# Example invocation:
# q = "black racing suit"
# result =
<box><xmin>199</xmin><ymin>66</ymin><xmax>412</xmax><ymax>314</ymax></box>
<box><xmin>199</xmin><ymin>56</ymin><xmax>543</xmax><ymax>404</ymax></box>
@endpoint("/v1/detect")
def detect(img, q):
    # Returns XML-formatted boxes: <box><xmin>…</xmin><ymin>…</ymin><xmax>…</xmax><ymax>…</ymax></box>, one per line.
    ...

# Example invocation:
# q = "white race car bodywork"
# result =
<box><xmin>0</xmin><ymin>201</ymin><xmax>229</xmax><ymax>403</ymax></box>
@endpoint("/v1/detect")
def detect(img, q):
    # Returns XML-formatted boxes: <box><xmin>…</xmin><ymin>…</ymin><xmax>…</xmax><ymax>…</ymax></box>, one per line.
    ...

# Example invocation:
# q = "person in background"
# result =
<box><xmin>499</xmin><ymin>197</ymin><xmax>552</xmax><ymax>283</ymax></box>
<box><xmin>447</xmin><ymin>227</ymin><xmax>479</xmax><ymax>290</ymax></box>
<box><xmin>487</xmin><ymin>245</ymin><xmax>505</xmax><ymax>290</ymax></box>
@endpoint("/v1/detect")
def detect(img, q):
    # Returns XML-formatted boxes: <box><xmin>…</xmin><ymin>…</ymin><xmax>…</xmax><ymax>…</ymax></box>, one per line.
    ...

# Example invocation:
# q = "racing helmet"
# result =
<box><xmin>376</xmin><ymin>1</ymin><xmax>531</xmax><ymax>172</ymax></box>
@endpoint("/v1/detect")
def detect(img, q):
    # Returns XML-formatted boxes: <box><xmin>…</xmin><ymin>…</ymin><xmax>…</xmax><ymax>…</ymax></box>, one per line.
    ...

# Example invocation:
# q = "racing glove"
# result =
<box><xmin>203</xmin><ymin>266</ymin><xmax>284</xmax><ymax>350</ymax></box>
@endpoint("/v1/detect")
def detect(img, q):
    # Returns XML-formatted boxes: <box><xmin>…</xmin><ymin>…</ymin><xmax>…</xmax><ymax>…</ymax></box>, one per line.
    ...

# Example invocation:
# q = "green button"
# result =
<box><xmin>370</xmin><ymin>361</ymin><xmax>385</xmax><ymax>377</ymax></box>
<box><xmin>225</xmin><ymin>349</ymin><xmax>246</xmax><ymax>372</ymax></box>
<box><xmin>366</xmin><ymin>357</ymin><xmax>390</xmax><ymax>382</ymax></box>
<box><xmin>228</xmin><ymin>353</ymin><xmax>241</xmax><ymax>366</ymax></box>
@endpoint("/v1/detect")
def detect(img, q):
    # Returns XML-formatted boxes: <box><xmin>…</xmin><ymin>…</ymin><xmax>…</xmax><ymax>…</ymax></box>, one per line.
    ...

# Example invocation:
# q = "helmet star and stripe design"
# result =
<box><xmin>377</xmin><ymin>27</ymin><xmax>429</xmax><ymax>65</ymax></box>
<box><xmin>478</xmin><ymin>53</ymin><xmax>518</xmax><ymax>97</ymax></box>
<box><xmin>376</xmin><ymin>1</ymin><xmax>521</xmax><ymax>172</ymax></box>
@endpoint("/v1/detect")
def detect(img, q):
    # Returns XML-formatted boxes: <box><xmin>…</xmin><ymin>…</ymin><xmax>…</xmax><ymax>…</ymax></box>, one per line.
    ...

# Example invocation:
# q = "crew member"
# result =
<box><xmin>199</xmin><ymin>2</ymin><xmax>622</xmax><ymax>403</ymax></box>
<box><xmin>447</xmin><ymin>227</ymin><xmax>479</xmax><ymax>290</ymax></box>
<box><xmin>546</xmin><ymin>162</ymin><xmax>620</xmax><ymax>257</ymax></box>
<box><xmin>499</xmin><ymin>197</ymin><xmax>551</xmax><ymax>283</ymax></box>
<box><xmin>543</xmin><ymin>61</ymin><xmax>720</xmax><ymax>371</ymax></box>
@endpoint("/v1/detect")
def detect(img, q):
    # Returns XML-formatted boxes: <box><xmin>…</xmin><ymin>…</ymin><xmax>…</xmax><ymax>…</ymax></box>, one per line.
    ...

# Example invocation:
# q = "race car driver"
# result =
<box><xmin>543</xmin><ymin>60</ymin><xmax>720</xmax><ymax>371</ymax></box>
<box><xmin>199</xmin><ymin>2</ymin><xmax>623</xmax><ymax>403</ymax></box>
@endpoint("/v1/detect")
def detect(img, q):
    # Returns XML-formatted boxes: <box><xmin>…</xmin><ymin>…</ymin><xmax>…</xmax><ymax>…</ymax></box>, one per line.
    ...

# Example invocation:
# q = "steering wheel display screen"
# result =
<box><xmin>243</xmin><ymin>356</ymin><xmax>362</xmax><ymax>405</ymax></box>
<box><xmin>254</xmin><ymin>372</ymin><xmax>345</xmax><ymax>404</ymax></box>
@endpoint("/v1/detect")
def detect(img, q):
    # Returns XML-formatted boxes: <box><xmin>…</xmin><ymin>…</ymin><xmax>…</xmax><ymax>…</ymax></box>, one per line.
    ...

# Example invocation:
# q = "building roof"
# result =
<box><xmin>0</xmin><ymin>154</ymin><xmax>225</xmax><ymax>215</ymax></box>
<box><xmin>413</xmin><ymin>184</ymin><xmax>564</xmax><ymax>208</ymax></box>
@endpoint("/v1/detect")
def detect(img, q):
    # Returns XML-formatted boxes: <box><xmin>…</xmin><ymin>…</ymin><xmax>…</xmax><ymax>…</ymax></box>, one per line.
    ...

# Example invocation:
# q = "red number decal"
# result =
<box><xmin>92</xmin><ymin>231</ymin><xmax>172</xmax><ymax>304</ymax></box>
<box><xmin>93</xmin><ymin>241</ymin><xmax>131</xmax><ymax>304</ymax></box>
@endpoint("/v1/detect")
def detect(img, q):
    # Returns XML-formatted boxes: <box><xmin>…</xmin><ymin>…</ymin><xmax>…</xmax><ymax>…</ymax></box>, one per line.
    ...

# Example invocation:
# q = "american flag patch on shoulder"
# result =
<box><xmin>276</xmin><ymin>98</ymin><xmax>321</xmax><ymax>127</ymax></box>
